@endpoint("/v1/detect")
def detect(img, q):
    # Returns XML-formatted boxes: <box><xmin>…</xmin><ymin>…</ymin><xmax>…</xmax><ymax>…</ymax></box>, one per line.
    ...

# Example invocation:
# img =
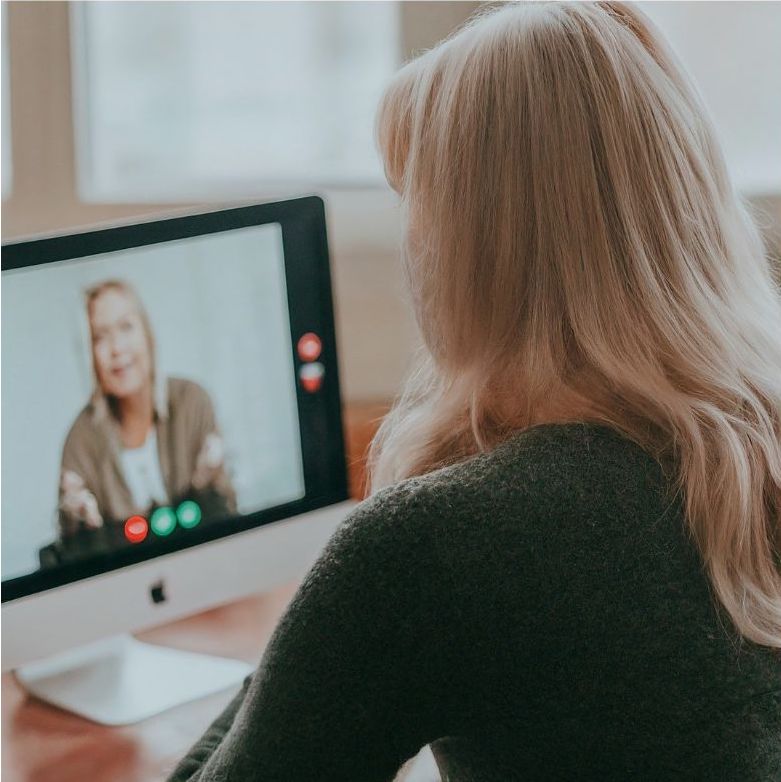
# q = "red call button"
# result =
<box><xmin>124</xmin><ymin>515</ymin><xmax>149</xmax><ymax>544</ymax></box>
<box><xmin>297</xmin><ymin>332</ymin><xmax>322</xmax><ymax>362</ymax></box>
<box><xmin>299</xmin><ymin>362</ymin><xmax>325</xmax><ymax>393</ymax></box>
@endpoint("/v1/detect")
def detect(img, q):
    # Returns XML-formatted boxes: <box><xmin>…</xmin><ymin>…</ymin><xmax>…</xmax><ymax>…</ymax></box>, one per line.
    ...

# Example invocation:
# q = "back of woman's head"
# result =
<box><xmin>372</xmin><ymin>2</ymin><xmax>781</xmax><ymax>647</ymax></box>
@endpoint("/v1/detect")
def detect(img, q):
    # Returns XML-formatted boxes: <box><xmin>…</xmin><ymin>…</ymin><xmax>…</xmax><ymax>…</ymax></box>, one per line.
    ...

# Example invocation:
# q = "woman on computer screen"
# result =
<box><xmin>170</xmin><ymin>3</ymin><xmax>781</xmax><ymax>780</ymax></box>
<box><xmin>57</xmin><ymin>279</ymin><xmax>237</xmax><ymax>539</ymax></box>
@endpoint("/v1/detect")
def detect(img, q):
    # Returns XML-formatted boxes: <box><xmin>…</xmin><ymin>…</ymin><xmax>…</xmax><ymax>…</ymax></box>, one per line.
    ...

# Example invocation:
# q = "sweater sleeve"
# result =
<box><xmin>168</xmin><ymin>676</ymin><xmax>252</xmax><ymax>779</ymax></box>
<box><xmin>166</xmin><ymin>482</ymin><xmax>444</xmax><ymax>782</ymax></box>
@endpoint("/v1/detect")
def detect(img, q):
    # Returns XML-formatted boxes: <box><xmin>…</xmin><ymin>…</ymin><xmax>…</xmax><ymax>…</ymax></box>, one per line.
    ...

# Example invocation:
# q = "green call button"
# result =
<box><xmin>150</xmin><ymin>506</ymin><xmax>177</xmax><ymax>537</ymax></box>
<box><xmin>177</xmin><ymin>500</ymin><xmax>202</xmax><ymax>529</ymax></box>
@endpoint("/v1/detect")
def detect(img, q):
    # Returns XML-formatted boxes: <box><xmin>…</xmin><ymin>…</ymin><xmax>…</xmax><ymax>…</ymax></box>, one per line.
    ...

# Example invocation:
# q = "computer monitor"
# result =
<box><xmin>1</xmin><ymin>197</ymin><xmax>354</xmax><ymax>723</ymax></box>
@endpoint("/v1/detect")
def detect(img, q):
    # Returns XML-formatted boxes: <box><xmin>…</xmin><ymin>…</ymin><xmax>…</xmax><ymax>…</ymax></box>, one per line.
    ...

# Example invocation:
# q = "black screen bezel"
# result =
<box><xmin>1</xmin><ymin>196</ymin><xmax>349</xmax><ymax>602</ymax></box>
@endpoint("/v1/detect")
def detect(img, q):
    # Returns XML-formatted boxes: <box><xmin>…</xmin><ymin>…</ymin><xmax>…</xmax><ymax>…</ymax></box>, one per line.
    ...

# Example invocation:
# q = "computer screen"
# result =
<box><xmin>2</xmin><ymin>198</ymin><xmax>348</xmax><ymax>602</ymax></box>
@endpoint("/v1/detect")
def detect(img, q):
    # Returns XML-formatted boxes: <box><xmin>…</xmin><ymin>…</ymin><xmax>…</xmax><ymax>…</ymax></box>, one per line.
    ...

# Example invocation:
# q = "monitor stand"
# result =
<box><xmin>14</xmin><ymin>634</ymin><xmax>253</xmax><ymax>725</ymax></box>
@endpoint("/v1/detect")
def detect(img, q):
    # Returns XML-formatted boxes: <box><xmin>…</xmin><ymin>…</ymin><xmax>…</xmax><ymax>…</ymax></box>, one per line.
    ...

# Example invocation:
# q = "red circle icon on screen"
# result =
<box><xmin>297</xmin><ymin>332</ymin><xmax>322</xmax><ymax>362</ymax></box>
<box><xmin>299</xmin><ymin>362</ymin><xmax>325</xmax><ymax>393</ymax></box>
<box><xmin>124</xmin><ymin>515</ymin><xmax>148</xmax><ymax>544</ymax></box>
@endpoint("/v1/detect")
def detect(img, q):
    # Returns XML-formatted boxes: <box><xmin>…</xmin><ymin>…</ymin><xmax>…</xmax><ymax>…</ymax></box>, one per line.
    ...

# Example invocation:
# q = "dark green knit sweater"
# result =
<box><xmin>168</xmin><ymin>423</ymin><xmax>780</xmax><ymax>781</ymax></box>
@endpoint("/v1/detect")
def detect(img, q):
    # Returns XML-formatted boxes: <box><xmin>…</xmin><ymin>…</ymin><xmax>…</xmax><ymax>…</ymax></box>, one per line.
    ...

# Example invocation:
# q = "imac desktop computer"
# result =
<box><xmin>1</xmin><ymin>196</ymin><xmax>355</xmax><ymax>724</ymax></box>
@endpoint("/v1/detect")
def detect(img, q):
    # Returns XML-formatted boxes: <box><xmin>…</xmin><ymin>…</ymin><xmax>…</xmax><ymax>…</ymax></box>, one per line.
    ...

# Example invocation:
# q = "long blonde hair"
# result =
<box><xmin>370</xmin><ymin>1</ymin><xmax>781</xmax><ymax>648</ymax></box>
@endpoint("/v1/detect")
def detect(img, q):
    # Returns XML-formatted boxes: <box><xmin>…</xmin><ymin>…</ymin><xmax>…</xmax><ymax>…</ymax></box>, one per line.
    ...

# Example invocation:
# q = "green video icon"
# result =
<box><xmin>150</xmin><ymin>506</ymin><xmax>177</xmax><ymax>537</ymax></box>
<box><xmin>177</xmin><ymin>500</ymin><xmax>202</xmax><ymax>529</ymax></box>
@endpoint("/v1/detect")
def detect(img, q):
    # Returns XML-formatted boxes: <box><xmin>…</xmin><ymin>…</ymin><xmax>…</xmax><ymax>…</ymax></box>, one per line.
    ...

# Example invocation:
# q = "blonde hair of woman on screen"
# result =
<box><xmin>370</xmin><ymin>1</ymin><xmax>781</xmax><ymax>648</ymax></box>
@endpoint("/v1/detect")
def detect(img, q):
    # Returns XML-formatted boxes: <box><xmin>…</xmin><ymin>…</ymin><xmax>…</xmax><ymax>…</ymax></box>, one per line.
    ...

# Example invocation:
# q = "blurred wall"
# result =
<box><xmin>2</xmin><ymin>2</ymin><xmax>779</xmax><ymax>404</ymax></box>
<box><xmin>1</xmin><ymin>1</ymin><xmax>481</xmax><ymax>404</ymax></box>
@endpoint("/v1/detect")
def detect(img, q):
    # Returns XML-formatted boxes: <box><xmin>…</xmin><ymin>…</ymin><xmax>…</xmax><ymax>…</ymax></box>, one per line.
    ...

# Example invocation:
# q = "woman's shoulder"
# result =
<box><xmin>61</xmin><ymin>402</ymin><xmax>110</xmax><ymax>462</ymax></box>
<box><xmin>63</xmin><ymin>404</ymin><xmax>96</xmax><ymax>444</ymax></box>
<box><xmin>345</xmin><ymin>422</ymin><xmax>671</xmax><ymax>550</ymax></box>
<box><xmin>492</xmin><ymin>421</ymin><xmax>665</xmax><ymax>487</ymax></box>
<box><xmin>314</xmin><ymin>422</ymin><xmax>681</xmax><ymax>647</ymax></box>
<box><xmin>165</xmin><ymin>377</ymin><xmax>213</xmax><ymax>409</ymax></box>
<box><xmin>495</xmin><ymin>420</ymin><xmax>654</xmax><ymax>464</ymax></box>
<box><xmin>381</xmin><ymin>422</ymin><xmax>661</xmax><ymax>501</ymax></box>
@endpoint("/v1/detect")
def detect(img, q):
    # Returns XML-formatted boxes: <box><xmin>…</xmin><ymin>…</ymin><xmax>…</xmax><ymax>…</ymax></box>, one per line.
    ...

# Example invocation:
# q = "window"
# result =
<box><xmin>638</xmin><ymin>2</ymin><xmax>781</xmax><ymax>196</ymax></box>
<box><xmin>70</xmin><ymin>1</ymin><xmax>400</xmax><ymax>202</ymax></box>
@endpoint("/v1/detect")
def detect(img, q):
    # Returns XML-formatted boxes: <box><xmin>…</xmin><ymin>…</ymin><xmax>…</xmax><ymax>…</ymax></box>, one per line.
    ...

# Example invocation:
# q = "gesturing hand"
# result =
<box><xmin>192</xmin><ymin>433</ymin><xmax>227</xmax><ymax>491</ymax></box>
<box><xmin>60</xmin><ymin>469</ymin><xmax>104</xmax><ymax>530</ymax></box>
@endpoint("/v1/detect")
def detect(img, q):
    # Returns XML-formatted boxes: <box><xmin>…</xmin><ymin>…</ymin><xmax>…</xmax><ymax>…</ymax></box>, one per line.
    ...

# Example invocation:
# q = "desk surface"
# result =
<box><xmin>2</xmin><ymin>403</ymin><xmax>390</xmax><ymax>782</ymax></box>
<box><xmin>2</xmin><ymin>583</ymin><xmax>298</xmax><ymax>782</ymax></box>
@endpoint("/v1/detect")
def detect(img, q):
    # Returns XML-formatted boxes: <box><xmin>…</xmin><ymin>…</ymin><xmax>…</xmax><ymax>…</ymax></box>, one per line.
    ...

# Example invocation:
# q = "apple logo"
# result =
<box><xmin>150</xmin><ymin>580</ymin><xmax>167</xmax><ymax>605</ymax></box>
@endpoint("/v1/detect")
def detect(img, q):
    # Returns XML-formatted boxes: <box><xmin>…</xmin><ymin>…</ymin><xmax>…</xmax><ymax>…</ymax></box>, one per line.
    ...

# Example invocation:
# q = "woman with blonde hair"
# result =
<box><xmin>57</xmin><ymin>279</ymin><xmax>236</xmax><ymax>544</ymax></box>
<box><xmin>171</xmin><ymin>3</ymin><xmax>780</xmax><ymax>779</ymax></box>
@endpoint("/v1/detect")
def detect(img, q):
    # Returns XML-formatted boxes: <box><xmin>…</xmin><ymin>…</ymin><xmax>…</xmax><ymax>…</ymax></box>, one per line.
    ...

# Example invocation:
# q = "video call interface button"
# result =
<box><xmin>299</xmin><ymin>362</ymin><xmax>325</xmax><ymax>393</ymax></box>
<box><xmin>150</xmin><ymin>507</ymin><xmax>177</xmax><ymax>537</ymax></box>
<box><xmin>176</xmin><ymin>500</ymin><xmax>202</xmax><ymax>529</ymax></box>
<box><xmin>124</xmin><ymin>516</ymin><xmax>149</xmax><ymax>544</ymax></box>
<box><xmin>297</xmin><ymin>332</ymin><xmax>322</xmax><ymax>362</ymax></box>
